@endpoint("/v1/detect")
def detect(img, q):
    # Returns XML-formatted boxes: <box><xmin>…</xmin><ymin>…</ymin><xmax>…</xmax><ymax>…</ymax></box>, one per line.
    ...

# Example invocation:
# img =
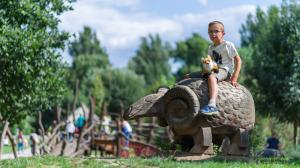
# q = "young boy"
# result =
<box><xmin>200</xmin><ymin>21</ymin><xmax>242</xmax><ymax>114</ymax></box>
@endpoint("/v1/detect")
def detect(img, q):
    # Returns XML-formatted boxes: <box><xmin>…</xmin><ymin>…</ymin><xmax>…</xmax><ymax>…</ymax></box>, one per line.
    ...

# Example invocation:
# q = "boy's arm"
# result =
<box><xmin>230</xmin><ymin>55</ymin><xmax>242</xmax><ymax>87</ymax></box>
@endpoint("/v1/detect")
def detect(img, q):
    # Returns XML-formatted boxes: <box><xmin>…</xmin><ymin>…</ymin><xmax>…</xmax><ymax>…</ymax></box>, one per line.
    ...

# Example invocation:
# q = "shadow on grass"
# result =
<box><xmin>172</xmin><ymin>152</ymin><xmax>300</xmax><ymax>165</ymax></box>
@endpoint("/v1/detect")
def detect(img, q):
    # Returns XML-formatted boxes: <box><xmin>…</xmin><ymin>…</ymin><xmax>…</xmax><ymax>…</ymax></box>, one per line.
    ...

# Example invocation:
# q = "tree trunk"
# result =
<box><xmin>6</xmin><ymin>128</ymin><xmax>17</xmax><ymax>158</ymax></box>
<box><xmin>294</xmin><ymin>118</ymin><xmax>298</xmax><ymax>147</ymax></box>
<box><xmin>80</xmin><ymin>102</ymin><xmax>87</xmax><ymax>120</ymax></box>
<box><xmin>0</xmin><ymin>121</ymin><xmax>9</xmax><ymax>160</ymax></box>
<box><xmin>75</xmin><ymin>127</ymin><xmax>83</xmax><ymax>152</ymax></box>
<box><xmin>89</xmin><ymin>97</ymin><xmax>95</xmax><ymax>145</ymax></box>
<box><xmin>120</xmin><ymin>101</ymin><xmax>124</xmax><ymax>119</ymax></box>
<box><xmin>67</xmin><ymin>103</ymin><xmax>70</xmax><ymax>120</ymax></box>
<box><xmin>72</xmin><ymin>80</ymin><xmax>79</xmax><ymax>121</ymax></box>
<box><xmin>88</xmin><ymin>96</ymin><xmax>95</xmax><ymax>126</ymax></box>
<box><xmin>56</xmin><ymin>106</ymin><xmax>62</xmax><ymax>123</ymax></box>
<box><xmin>38</xmin><ymin>111</ymin><xmax>45</xmax><ymax>141</ymax></box>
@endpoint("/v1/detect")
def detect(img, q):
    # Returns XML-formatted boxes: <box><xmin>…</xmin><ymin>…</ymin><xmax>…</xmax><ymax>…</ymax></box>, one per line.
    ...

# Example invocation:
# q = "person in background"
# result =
<box><xmin>260</xmin><ymin>131</ymin><xmax>284</xmax><ymax>157</ymax></box>
<box><xmin>17</xmin><ymin>130</ymin><xmax>24</xmax><ymax>153</ymax></box>
<box><xmin>66</xmin><ymin>120</ymin><xmax>76</xmax><ymax>142</ymax></box>
<box><xmin>75</xmin><ymin>113</ymin><xmax>86</xmax><ymax>132</ymax></box>
<box><xmin>265</xmin><ymin>131</ymin><xmax>281</xmax><ymax>150</ymax></box>
<box><xmin>121</xmin><ymin>119</ymin><xmax>132</xmax><ymax>147</ymax></box>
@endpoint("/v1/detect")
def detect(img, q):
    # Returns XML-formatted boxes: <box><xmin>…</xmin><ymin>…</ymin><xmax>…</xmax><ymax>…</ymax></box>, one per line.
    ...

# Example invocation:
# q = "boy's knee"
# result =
<box><xmin>208</xmin><ymin>74</ymin><xmax>217</xmax><ymax>81</ymax></box>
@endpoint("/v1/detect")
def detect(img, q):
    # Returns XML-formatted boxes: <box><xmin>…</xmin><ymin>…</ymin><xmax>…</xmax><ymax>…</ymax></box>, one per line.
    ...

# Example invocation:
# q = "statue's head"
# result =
<box><xmin>123</xmin><ymin>87</ymin><xmax>169</xmax><ymax>120</ymax></box>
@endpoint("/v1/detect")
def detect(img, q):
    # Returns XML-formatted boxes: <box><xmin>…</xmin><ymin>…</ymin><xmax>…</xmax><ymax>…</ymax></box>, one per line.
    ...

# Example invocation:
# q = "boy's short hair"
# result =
<box><xmin>208</xmin><ymin>21</ymin><xmax>225</xmax><ymax>31</ymax></box>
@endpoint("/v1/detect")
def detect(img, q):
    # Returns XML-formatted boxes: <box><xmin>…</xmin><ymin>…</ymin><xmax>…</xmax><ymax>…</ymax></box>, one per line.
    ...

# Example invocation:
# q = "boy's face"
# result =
<box><xmin>208</xmin><ymin>23</ymin><xmax>224</xmax><ymax>45</ymax></box>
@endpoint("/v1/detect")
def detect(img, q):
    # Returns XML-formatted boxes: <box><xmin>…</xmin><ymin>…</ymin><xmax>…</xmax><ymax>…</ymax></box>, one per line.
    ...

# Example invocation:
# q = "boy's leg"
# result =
<box><xmin>208</xmin><ymin>74</ymin><xmax>218</xmax><ymax>107</ymax></box>
<box><xmin>200</xmin><ymin>69</ymin><xmax>228</xmax><ymax>114</ymax></box>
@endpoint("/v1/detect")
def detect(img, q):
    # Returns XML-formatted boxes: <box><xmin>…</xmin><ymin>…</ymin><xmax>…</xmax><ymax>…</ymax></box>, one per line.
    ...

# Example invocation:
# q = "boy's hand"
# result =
<box><xmin>230</xmin><ymin>75</ymin><xmax>238</xmax><ymax>87</ymax></box>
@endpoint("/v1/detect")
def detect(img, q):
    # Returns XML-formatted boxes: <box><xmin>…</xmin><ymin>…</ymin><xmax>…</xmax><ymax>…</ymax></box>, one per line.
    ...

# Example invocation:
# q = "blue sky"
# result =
<box><xmin>59</xmin><ymin>0</ymin><xmax>282</xmax><ymax>69</ymax></box>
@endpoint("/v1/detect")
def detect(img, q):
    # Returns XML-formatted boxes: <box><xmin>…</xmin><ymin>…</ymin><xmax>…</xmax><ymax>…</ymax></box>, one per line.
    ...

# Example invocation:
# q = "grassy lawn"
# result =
<box><xmin>1</xmin><ymin>156</ymin><xmax>300</xmax><ymax>168</ymax></box>
<box><xmin>2</xmin><ymin>145</ymin><xmax>12</xmax><ymax>154</ymax></box>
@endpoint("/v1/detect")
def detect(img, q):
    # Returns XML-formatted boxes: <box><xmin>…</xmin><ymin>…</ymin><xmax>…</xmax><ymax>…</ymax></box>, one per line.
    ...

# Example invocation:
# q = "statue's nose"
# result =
<box><xmin>126</xmin><ymin>106</ymin><xmax>133</xmax><ymax>118</ymax></box>
<box><xmin>128</xmin><ymin>106</ymin><xmax>132</xmax><ymax>112</ymax></box>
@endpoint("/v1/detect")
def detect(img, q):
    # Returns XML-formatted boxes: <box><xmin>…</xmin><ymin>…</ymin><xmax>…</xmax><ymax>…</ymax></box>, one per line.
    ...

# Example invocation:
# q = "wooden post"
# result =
<box><xmin>148</xmin><ymin>117</ymin><xmax>155</xmax><ymax>143</ymax></box>
<box><xmin>30</xmin><ymin>134</ymin><xmax>36</xmax><ymax>156</ymax></box>
<box><xmin>116</xmin><ymin>119</ymin><xmax>122</xmax><ymax>157</ymax></box>
<box><xmin>75</xmin><ymin>128</ymin><xmax>83</xmax><ymax>152</ymax></box>
<box><xmin>0</xmin><ymin>121</ymin><xmax>9</xmax><ymax>160</ymax></box>
<box><xmin>60</xmin><ymin>140</ymin><xmax>67</xmax><ymax>156</ymax></box>
<box><xmin>136</xmin><ymin>118</ymin><xmax>142</xmax><ymax>141</ymax></box>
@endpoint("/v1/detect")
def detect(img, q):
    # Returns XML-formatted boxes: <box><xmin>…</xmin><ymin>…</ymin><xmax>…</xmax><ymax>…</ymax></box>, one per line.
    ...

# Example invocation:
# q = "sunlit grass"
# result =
<box><xmin>0</xmin><ymin>156</ymin><xmax>299</xmax><ymax>168</ymax></box>
<box><xmin>2</xmin><ymin>145</ymin><xmax>12</xmax><ymax>154</ymax></box>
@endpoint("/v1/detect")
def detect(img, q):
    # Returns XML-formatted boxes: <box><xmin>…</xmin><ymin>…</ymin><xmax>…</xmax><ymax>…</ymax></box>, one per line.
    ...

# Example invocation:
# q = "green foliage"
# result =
<box><xmin>80</xmin><ymin>68</ymin><xmax>105</xmax><ymax>109</ymax></box>
<box><xmin>71</xmin><ymin>54</ymin><xmax>110</xmax><ymax>82</ymax></box>
<box><xmin>101</xmin><ymin>68</ymin><xmax>146</xmax><ymax>112</ymax></box>
<box><xmin>250</xmin><ymin>115</ymin><xmax>295</xmax><ymax>156</ymax></box>
<box><xmin>154</xmin><ymin>136</ymin><xmax>173</xmax><ymax>151</ymax></box>
<box><xmin>1</xmin><ymin>156</ymin><xmax>300</xmax><ymax>168</ymax></box>
<box><xmin>69</xmin><ymin>26</ymin><xmax>108</xmax><ymax>59</ymax></box>
<box><xmin>287</xmin><ymin>145</ymin><xmax>300</xmax><ymax>160</ymax></box>
<box><xmin>172</xmin><ymin>33</ymin><xmax>209</xmax><ymax>79</ymax></box>
<box><xmin>240</xmin><ymin>1</ymin><xmax>300</xmax><ymax>123</ymax></box>
<box><xmin>67</xmin><ymin>26</ymin><xmax>110</xmax><ymax>109</ymax></box>
<box><xmin>128</xmin><ymin>34</ymin><xmax>172</xmax><ymax>87</ymax></box>
<box><xmin>146</xmin><ymin>75</ymin><xmax>175</xmax><ymax>94</ymax></box>
<box><xmin>0</xmin><ymin>0</ymin><xmax>73</xmax><ymax>124</ymax></box>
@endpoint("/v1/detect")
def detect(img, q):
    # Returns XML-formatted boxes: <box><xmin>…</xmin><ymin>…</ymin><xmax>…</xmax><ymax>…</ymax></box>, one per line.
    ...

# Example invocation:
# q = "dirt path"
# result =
<box><xmin>1</xmin><ymin>148</ymin><xmax>32</xmax><ymax>160</ymax></box>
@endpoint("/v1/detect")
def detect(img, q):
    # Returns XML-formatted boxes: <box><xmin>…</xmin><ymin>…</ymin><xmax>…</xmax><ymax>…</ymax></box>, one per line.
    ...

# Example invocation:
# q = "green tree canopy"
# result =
<box><xmin>0</xmin><ymin>0</ymin><xmax>73</xmax><ymax>124</ymax></box>
<box><xmin>172</xmin><ymin>33</ymin><xmax>209</xmax><ymax>79</ymax></box>
<box><xmin>67</xmin><ymin>26</ymin><xmax>109</xmax><ymax>108</ymax></box>
<box><xmin>69</xmin><ymin>26</ymin><xmax>108</xmax><ymax>59</ymax></box>
<box><xmin>128</xmin><ymin>34</ymin><xmax>172</xmax><ymax>87</ymax></box>
<box><xmin>101</xmin><ymin>68</ymin><xmax>145</xmax><ymax>112</ymax></box>
<box><xmin>240</xmin><ymin>1</ymin><xmax>300</xmax><ymax>124</ymax></box>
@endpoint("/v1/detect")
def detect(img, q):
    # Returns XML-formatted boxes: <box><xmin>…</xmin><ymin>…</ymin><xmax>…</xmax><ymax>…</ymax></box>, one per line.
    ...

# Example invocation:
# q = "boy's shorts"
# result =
<box><xmin>215</xmin><ymin>68</ymin><xmax>230</xmax><ymax>82</ymax></box>
<box><xmin>185</xmin><ymin>69</ymin><xmax>230</xmax><ymax>81</ymax></box>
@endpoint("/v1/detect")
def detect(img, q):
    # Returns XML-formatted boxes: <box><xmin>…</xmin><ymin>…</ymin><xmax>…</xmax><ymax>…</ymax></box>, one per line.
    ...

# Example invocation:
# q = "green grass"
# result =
<box><xmin>0</xmin><ymin>156</ymin><xmax>299</xmax><ymax>168</ymax></box>
<box><xmin>2</xmin><ymin>145</ymin><xmax>12</xmax><ymax>154</ymax></box>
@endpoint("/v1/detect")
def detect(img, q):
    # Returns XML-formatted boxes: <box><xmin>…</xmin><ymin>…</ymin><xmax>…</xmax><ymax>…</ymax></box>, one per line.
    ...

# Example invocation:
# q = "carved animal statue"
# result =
<box><xmin>124</xmin><ymin>78</ymin><xmax>255</xmax><ymax>156</ymax></box>
<box><xmin>202</xmin><ymin>55</ymin><xmax>219</xmax><ymax>74</ymax></box>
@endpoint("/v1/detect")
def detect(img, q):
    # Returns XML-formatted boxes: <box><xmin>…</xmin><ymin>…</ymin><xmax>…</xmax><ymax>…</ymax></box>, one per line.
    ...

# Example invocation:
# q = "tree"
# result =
<box><xmin>128</xmin><ymin>34</ymin><xmax>172</xmax><ymax>87</ymax></box>
<box><xmin>71</xmin><ymin>54</ymin><xmax>109</xmax><ymax>82</ymax></box>
<box><xmin>80</xmin><ymin>68</ymin><xmax>105</xmax><ymax>110</ymax></box>
<box><xmin>101</xmin><ymin>68</ymin><xmax>146</xmax><ymax>112</ymax></box>
<box><xmin>172</xmin><ymin>33</ymin><xmax>209</xmax><ymax>79</ymax></box>
<box><xmin>0</xmin><ymin>0</ymin><xmax>73</xmax><ymax>124</ymax></box>
<box><xmin>69</xmin><ymin>26</ymin><xmax>108</xmax><ymax>59</ymax></box>
<box><xmin>240</xmin><ymin>0</ymin><xmax>300</xmax><ymax>145</ymax></box>
<box><xmin>67</xmin><ymin>26</ymin><xmax>110</xmax><ymax>109</ymax></box>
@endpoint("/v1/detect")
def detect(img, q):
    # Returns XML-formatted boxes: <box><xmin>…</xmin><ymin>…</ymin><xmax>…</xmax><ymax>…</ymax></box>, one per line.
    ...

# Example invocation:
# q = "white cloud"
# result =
<box><xmin>86</xmin><ymin>0</ymin><xmax>140</xmax><ymax>7</ymax></box>
<box><xmin>59</xmin><ymin>0</ymin><xmax>183</xmax><ymax>67</ymax></box>
<box><xmin>197</xmin><ymin>0</ymin><xmax>208</xmax><ymax>6</ymax></box>
<box><xmin>176</xmin><ymin>5</ymin><xmax>257</xmax><ymax>45</ymax></box>
<box><xmin>59</xmin><ymin>1</ymin><xmax>258</xmax><ymax>67</ymax></box>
